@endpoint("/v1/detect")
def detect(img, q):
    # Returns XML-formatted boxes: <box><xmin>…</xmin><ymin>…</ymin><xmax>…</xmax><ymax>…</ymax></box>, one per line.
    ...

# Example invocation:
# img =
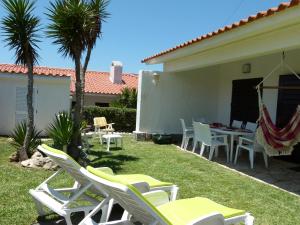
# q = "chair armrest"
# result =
<box><xmin>131</xmin><ymin>182</ymin><xmax>150</xmax><ymax>193</ymax></box>
<box><xmin>143</xmin><ymin>190</ymin><xmax>170</xmax><ymax>206</ymax></box>
<box><xmin>95</xmin><ymin>167</ymin><xmax>114</xmax><ymax>175</ymax></box>
<box><xmin>239</xmin><ymin>137</ymin><xmax>254</xmax><ymax>145</ymax></box>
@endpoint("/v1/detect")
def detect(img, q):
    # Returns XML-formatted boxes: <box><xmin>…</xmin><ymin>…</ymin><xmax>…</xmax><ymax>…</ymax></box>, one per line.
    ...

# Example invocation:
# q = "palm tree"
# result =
<box><xmin>2</xmin><ymin>0</ymin><xmax>40</xmax><ymax>161</ymax></box>
<box><xmin>47</xmin><ymin>0</ymin><xmax>109</xmax><ymax>157</ymax></box>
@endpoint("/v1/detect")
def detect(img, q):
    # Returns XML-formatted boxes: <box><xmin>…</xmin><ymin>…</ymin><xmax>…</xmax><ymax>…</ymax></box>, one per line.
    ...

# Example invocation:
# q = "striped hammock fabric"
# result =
<box><xmin>256</xmin><ymin>104</ymin><xmax>300</xmax><ymax>156</ymax></box>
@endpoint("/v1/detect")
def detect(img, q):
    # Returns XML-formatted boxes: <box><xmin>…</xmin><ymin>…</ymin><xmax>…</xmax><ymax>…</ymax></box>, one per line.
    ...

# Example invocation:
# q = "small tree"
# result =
<box><xmin>47</xmin><ymin>0</ymin><xmax>109</xmax><ymax>158</ymax></box>
<box><xmin>111</xmin><ymin>87</ymin><xmax>137</xmax><ymax>109</ymax></box>
<box><xmin>2</xmin><ymin>0</ymin><xmax>40</xmax><ymax>161</ymax></box>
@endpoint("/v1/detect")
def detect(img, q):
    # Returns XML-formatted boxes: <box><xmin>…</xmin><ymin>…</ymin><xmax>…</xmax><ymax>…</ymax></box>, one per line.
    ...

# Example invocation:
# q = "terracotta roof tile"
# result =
<box><xmin>142</xmin><ymin>0</ymin><xmax>300</xmax><ymax>63</ymax></box>
<box><xmin>0</xmin><ymin>64</ymin><xmax>138</xmax><ymax>95</ymax></box>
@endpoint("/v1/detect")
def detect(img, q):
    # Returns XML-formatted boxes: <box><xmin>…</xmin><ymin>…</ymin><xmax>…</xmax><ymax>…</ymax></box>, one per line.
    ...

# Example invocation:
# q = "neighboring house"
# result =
<box><xmin>0</xmin><ymin>65</ymin><xmax>70</xmax><ymax>135</ymax></box>
<box><xmin>0</xmin><ymin>62</ymin><xmax>137</xmax><ymax>135</ymax></box>
<box><xmin>70</xmin><ymin>61</ymin><xmax>138</xmax><ymax>107</ymax></box>
<box><xmin>136</xmin><ymin>0</ymin><xmax>300</xmax><ymax>136</ymax></box>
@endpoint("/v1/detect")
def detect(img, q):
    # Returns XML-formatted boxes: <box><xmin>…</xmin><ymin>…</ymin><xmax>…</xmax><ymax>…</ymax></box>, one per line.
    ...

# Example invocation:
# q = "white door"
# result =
<box><xmin>15</xmin><ymin>86</ymin><xmax>37</xmax><ymax>126</ymax></box>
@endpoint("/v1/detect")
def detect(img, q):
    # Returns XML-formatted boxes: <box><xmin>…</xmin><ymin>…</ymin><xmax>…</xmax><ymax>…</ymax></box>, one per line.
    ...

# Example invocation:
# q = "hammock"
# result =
<box><xmin>256</xmin><ymin>103</ymin><xmax>300</xmax><ymax>156</ymax></box>
<box><xmin>255</xmin><ymin>52</ymin><xmax>300</xmax><ymax>156</ymax></box>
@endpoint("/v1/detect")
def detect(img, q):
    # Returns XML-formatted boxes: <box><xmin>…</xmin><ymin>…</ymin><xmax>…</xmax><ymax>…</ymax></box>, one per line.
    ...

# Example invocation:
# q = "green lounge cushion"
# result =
<box><xmin>116</xmin><ymin>174</ymin><xmax>173</xmax><ymax>188</ymax></box>
<box><xmin>157</xmin><ymin>197</ymin><xmax>245</xmax><ymax>225</ymax></box>
<box><xmin>87</xmin><ymin>166</ymin><xmax>246</xmax><ymax>225</ymax></box>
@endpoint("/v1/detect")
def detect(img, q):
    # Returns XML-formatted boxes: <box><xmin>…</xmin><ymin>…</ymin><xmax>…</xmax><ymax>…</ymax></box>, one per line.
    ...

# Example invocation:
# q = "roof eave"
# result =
<box><xmin>143</xmin><ymin>3</ymin><xmax>300</xmax><ymax>65</ymax></box>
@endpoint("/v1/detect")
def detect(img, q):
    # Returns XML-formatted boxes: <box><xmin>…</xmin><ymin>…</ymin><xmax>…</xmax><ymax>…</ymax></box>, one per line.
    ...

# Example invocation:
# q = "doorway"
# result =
<box><xmin>276</xmin><ymin>74</ymin><xmax>300</xmax><ymax>164</ymax></box>
<box><xmin>230</xmin><ymin>78</ymin><xmax>263</xmax><ymax>125</ymax></box>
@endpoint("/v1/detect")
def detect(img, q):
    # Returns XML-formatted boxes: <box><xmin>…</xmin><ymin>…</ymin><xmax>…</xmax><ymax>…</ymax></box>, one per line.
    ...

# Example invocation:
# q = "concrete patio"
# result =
<box><xmin>185</xmin><ymin>145</ymin><xmax>300</xmax><ymax>196</ymax></box>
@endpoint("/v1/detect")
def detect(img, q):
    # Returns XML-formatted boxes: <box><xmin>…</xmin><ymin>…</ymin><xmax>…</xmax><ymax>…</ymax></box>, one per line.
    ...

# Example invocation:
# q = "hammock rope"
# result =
<box><xmin>256</xmin><ymin>52</ymin><xmax>300</xmax><ymax>156</ymax></box>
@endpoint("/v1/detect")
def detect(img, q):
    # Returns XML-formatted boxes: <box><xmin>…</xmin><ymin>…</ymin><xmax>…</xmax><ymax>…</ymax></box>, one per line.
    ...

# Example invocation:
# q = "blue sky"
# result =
<box><xmin>0</xmin><ymin>0</ymin><xmax>286</xmax><ymax>73</ymax></box>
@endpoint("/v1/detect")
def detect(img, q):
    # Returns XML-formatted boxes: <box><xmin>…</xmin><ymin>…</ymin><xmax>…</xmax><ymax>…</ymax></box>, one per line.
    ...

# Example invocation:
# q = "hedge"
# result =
<box><xmin>83</xmin><ymin>106</ymin><xmax>136</xmax><ymax>132</ymax></box>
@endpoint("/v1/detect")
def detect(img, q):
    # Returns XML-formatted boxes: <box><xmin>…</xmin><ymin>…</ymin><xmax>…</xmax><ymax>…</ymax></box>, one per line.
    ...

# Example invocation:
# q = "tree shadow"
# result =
<box><xmin>87</xmin><ymin>150</ymin><xmax>139</xmax><ymax>173</ymax></box>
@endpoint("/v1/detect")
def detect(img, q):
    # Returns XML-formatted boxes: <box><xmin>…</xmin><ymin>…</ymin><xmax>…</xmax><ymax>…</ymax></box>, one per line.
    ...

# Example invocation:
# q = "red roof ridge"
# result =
<box><xmin>142</xmin><ymin>0</ymin><xmax>300</xmax><ymax>63</ymax></box>
<box><xmin>0</xmin><ymin>63</ymin><xmax>138</xmax><ymax>95</ymax></box>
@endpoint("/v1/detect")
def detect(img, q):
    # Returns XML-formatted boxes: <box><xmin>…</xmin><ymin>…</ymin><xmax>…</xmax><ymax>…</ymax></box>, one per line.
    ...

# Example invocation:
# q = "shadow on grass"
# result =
<box><xmin>88</xmin><ymin>149</ymin><xmax>139</xmax><ymax>172</ymax></box>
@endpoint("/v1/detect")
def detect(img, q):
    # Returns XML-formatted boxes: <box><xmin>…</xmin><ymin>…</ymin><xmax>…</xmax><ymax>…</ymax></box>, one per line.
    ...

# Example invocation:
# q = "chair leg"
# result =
<box><xmin>184</xmin><ymin>137</ymin><xmax>190</xmax><ymax>150</ymax></box>
<box><xmin>199</xmin><ymin>143</ymin><xmax>205</xmax><ymax>156</ymax></box>
<box><xmin>208</xmin><ymin>146</ymin><xmax>215</xmax><ymax>161</ymax></box>
<box><xmin>249</xmin><ymin>150</ymin><xmax>254</xmax><ymax>169</ymax></box>
<box><xmin>33</xmin><ymin>199</ymin><xmax>47</xmax><ymax>217</ymax></box>
<box><xmin>192</xmin><ymin>140</ymin><xmax>197</xmax><ymax>152</ymax></box>
<box><xmin>64</xmin><ymin>213</ymin><xmax>72</xmax><ymax>225</ymax></box>
<box><xmin>181</xmin><ymin>134</ymin><xmax>186</xmax><ymax>149</ymax></box>
<box><xmin>234</xmin><ymin>146</ymin><xmax>240</xmax><ymax>165</ymax></box>
<box><xmin>262</xmin><ymin>152</ymin><xmax>268</xmax><ymax>168</ymax></box>
<box><xmin>225</xmin><ymin>145</ymin><xmax>229</xmax><ymax>163</ymax></box>
<box><xmin>214</xmin><ymin>147</ymin><xmax>219</xmax><ymax>157</ymax></box>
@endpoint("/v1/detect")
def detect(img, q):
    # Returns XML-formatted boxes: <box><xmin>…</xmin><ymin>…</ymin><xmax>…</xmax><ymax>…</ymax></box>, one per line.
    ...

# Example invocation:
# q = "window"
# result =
<box><xmin>95</xmin><ymin>102</ymin><xmax>109</xmax><ymax>107</ymax></box>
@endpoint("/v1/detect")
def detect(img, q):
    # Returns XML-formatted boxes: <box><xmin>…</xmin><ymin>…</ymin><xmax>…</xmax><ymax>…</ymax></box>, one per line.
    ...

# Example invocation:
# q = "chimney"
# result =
<box><xmin>110</xmin><ymin>61</ymin><xmax>123</xmax><ymax>84</ymax></box>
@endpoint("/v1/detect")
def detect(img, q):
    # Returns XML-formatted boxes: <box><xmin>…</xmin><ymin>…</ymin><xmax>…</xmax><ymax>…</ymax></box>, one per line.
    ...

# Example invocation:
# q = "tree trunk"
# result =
<box><xmin>20</xmin><ymin>61</ymin><xmax>34</xmax><ymax>161</ymax></box>
<box><xmin>81</xmin><ymin>46</ymin><xmax>92</xmax><ymax>109</ymax></box>
<box><xmin>70</xmin><ymin>54</ymin><xmax>82</xmax><ymax>160</ymax></box>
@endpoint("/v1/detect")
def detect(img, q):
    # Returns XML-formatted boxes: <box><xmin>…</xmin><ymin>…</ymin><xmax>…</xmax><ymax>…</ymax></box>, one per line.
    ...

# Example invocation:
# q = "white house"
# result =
<box><xmin>136</xmin><ymin>0</ymin><xmax>300</xmax><ymax>138</ymax></box>
<box><xmin>0</xmin><ymin>65</ymin><xmax>70</xmax><ymax>135</ymax></box>
<box><xmin>0</xmin><ymin>62</ymin><xmax>138</xmax><ymax>135</ymax></box>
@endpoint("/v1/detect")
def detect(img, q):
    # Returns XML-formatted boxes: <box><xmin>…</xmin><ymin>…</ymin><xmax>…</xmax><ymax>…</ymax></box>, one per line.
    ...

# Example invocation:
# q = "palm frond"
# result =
<box><xmin>1</xmin><ymin>0</ymin><xmax>41</xmax><ymax>66</ymax></box>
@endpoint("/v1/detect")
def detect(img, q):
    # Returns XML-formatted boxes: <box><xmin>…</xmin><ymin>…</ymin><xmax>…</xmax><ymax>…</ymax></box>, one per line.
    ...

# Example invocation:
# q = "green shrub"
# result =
<box><xmin>10</xmin><ymin>121</ymin><xmax>42</xmax><ymax>157</ymax></box>
<box><xmin>83</xmin><ymin>106</ymin><xmax>136</xmax><ymax>132</ymax></box>
<box><xmin>110</xmin><ymin>87</ymin><xmax>137</xmax><ymax>109</ymax></box>
<box><xmin>47</xmin><ymin>112</ymin><xmax>74</xmax><ymax>151</ymax></box>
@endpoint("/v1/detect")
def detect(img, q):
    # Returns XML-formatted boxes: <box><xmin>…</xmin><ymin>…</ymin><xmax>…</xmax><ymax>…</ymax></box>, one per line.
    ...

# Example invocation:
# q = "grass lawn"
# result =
<box><xmin>0</xmin><ymin>135</ymin><xmax>300</xmax><ymax>225</ymax></box>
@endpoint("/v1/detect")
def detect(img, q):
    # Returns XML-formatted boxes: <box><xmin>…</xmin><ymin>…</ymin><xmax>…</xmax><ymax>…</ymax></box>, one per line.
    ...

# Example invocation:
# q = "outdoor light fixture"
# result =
<box><xmin>152</xmin><ymin>72</ymin><xmax>161</xmax><ymax>85</ymax></box>
<box><xmin>242</xmin><ymin>63</ymin><xmax>251</xmax><ymax>73</ymax></box>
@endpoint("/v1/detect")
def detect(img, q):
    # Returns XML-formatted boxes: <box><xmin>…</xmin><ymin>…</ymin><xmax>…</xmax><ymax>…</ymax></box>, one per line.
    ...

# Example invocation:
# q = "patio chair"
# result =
<box><xmin>180</xmin><ymin>119</ymin><xmax>194</xmax><ymax>150</ymax></box>
<box><xmin>245</xmin><ymin>122</ymin><xmax>257</xmax><ymax>134</ymax></box>
<box><xmin>231</xmin><ymin>120</ymin><xmax>243</xmax><ymax>128</ymax></box>
<box><xmin>234</xmin><ymin>136</ymin><xmax>268</xmax><ymax>169</ymax></box>
<box><xmin>94</xmin><ymin>117</ymin><xmax>115</xmax><ymax>144</ymax></box>
<box><xmin>30</xmin><ymin>144</ymin><xmax>178</xmax><ymax>225</ymax></box>
<box><xmin>192</xmin><ymin>122</ymin><xmax>229</xmax><ymax>162</ymax></box>
<box><xmin>78</xmin><ymin>166</ymin><xmax>254</xmax><ymax>225</ymax></box>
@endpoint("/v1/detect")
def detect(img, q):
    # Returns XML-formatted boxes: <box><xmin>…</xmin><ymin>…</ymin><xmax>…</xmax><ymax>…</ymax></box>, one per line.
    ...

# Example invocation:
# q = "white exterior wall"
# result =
<box><xmin>137</xmin><ymin>49</ymin><xmax>300</xmax><ymax>134</ymax></box>
<box><xmin>0</xmin><ymin>74</ymin><xmax>70</xmax><ymax>135</ymax></box>
<box><xmin>82</xmin><ymin>94</ymin><xmax>118</xmax><ymax>106</ymax></box>
<box><xmin>137</xmin><ymin>67</ymin><xmax>219</xmax><ymax>134</ymax></box>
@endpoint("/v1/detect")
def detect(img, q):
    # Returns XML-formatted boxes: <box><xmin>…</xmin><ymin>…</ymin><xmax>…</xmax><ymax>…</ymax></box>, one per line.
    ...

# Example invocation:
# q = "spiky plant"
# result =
<box><xmin>10</xmin><ymin>121</ymin><xmax>42</xmax><ymax>158</ymax></box>
<box><xmin>47</xmin><ymin>112</ymin><xmax>74</xmax><ymax>151</ymax></box>
<box><xmin>2</xmin><ymin>0</ymin><xmax>40</xmax><ymax>161</ymax></box>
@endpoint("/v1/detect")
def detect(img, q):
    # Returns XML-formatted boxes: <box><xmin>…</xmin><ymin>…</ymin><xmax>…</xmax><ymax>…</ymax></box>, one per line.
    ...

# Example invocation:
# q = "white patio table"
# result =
<box><xmin>210</xmin><ymin>127</ymin><xmax>254</xmax><ymax>162</ymax></box>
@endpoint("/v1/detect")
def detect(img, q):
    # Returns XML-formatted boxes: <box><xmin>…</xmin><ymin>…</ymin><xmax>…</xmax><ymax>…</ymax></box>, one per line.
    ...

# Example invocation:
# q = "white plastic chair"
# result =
<box><xmin>245</xmin><ymin>122</ymin><xmax>257</xmax><ymax>132</ymax></box>
<box><xmin>234</xmin><ymin>137</ymin><xmax>268</xmax><ymax>169</ymax></box>
<box><xmin>180</xmin><ymin>119</ymin><xmax>194</xmax><ymax>150</ymax></box>
<box><xmin>192</xmin><ymin>122</ymin><xmax>229</xmax><ymax>162</ymax></box>
<box><xmin>232</xmin><ymin>120</ymin><xmax>243</xmax><ymax>128</ymax></box>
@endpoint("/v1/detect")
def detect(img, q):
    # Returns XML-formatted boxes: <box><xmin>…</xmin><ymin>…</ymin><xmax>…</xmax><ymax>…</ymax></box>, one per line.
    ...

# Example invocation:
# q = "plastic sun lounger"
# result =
<box><xmin>29</xmin><ymin>144</ymin><xmax>178</xmax><ymax>225</ymax></box>
<box><xmin>79</xmin><ymin>167</ymin><xmax>255</xmax><ymax>225</ymax></box>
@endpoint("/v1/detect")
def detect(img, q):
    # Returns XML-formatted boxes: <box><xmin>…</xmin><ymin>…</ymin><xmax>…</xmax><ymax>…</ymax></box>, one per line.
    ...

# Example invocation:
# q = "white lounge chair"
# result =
<box><xmin>180</xmin><ymin>119</ymin><xmax>194</xmax><ymax>150</ymax></box>
<box><xmin>79</xmin><ymin>166</ymin><xmax>254</xmax><ymax>225</ymax></box>
<box><xmin>192</xmin><ymin>122</ymin><xmax>229</xmax><ymax>162</ymax></box>
<box><xmin>30</xmin><ymin>145</ymin><xmax>178</xmax><ymax>225</ymax></box>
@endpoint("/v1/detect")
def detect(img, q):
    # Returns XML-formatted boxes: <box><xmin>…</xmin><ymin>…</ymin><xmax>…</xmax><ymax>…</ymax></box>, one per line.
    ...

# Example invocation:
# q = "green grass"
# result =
<box><xmin>0</xmin><ymin>136</ymin><xmax>300</xmax><ymax>225</ymax></box>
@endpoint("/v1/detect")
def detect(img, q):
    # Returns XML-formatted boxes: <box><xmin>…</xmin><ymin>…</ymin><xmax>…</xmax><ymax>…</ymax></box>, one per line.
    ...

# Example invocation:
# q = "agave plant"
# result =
<box><xmin>47</xmin><ymin>112</ymin><xmax>74</xmax><ymax>151</ymax></box>
<box><xmin>10</xmin><ymin>121</ymin><xmax>42</xmax><ymax>158</ymax></box>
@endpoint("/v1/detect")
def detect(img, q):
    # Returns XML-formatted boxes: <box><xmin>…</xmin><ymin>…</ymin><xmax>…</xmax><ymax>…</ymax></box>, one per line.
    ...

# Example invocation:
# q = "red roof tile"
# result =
<box><xmin>0</xmin><ymin>64</ymin><xmax>138</xmax><ymax>95</ymax></box>
<box><xmin>142</xmin><ymin>0</ymin><xmax>300</xmax><ymax>63</ymax></box>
